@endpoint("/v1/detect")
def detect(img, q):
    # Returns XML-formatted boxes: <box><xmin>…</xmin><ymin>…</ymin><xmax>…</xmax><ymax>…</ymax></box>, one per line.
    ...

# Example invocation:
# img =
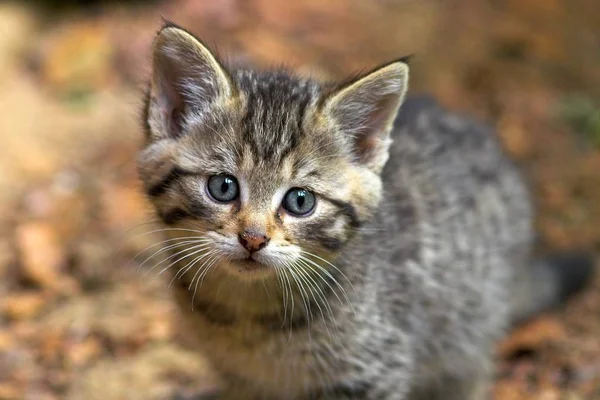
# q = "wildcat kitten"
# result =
<box><xmin>138</xmin><ymin>22</ymin><xmax>594</xmax><ymax>400</ymax></box>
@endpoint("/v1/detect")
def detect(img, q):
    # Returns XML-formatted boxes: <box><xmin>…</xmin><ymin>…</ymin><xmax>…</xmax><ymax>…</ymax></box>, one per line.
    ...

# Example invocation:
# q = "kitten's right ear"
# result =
<box><xmin>147</xmin><ymin>23</ymin><xmax>233</xmax><ymax>140</ymax></box>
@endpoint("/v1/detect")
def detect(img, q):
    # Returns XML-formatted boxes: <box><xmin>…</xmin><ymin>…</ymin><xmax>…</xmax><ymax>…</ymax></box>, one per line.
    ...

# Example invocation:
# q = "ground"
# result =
<box><xmin>0</xmin><ymin>1</ymin><xmax>599</xmax><ymax>399</ymax></box>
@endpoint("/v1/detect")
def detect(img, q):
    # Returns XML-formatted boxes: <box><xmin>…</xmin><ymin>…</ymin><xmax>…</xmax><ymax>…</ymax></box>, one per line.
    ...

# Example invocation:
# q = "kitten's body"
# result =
<box><xmin>169</xmin><ymin>96</ymin><xmax>529</xmax><ymax>400</ymax></box>
<box><xmin>138</xmin><ymin>23</ymin><xmax>593</xmax><ymax>400</ymax></box>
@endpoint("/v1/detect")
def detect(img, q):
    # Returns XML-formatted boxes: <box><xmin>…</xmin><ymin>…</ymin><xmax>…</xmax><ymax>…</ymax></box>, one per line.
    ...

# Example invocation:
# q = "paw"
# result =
<box><xmin>172</xmin><ymin>387</ymin><xmax>221</xmax><ymax>400</ymax></box>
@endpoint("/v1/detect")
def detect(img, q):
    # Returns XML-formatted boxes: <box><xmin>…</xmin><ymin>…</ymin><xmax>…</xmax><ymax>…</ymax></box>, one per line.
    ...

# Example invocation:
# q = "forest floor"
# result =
<box><xmin>1</xmin><ymin>1</ymin><xmax>600</xmax><ymax>399</ymax></box>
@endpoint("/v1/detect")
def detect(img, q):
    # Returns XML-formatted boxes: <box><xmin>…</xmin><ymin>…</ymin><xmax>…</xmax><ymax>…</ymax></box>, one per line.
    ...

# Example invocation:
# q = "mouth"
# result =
<box><xmin>223</xmin><ymin>255</ymin><xmax>273</xmax><ymax>279</ymax></box>
<box><xmin>238</xmin><ymin>256</ymin><xmax>267</xmax><ymax>270</ymax></box>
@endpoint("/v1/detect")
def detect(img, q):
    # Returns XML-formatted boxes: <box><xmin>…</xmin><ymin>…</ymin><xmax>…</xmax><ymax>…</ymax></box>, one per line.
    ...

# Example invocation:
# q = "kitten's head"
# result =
<box><xmin>138</xmin><ymin>23</ymin><xmax>408</xmax><ymax>280</ymax></box>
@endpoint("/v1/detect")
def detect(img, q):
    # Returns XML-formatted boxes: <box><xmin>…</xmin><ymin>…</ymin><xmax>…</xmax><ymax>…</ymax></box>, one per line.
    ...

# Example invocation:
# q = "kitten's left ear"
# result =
<box><xmin>323</xmin><ymin>60</ymin><xmax>409</xmax><ymax>172</ymax></box>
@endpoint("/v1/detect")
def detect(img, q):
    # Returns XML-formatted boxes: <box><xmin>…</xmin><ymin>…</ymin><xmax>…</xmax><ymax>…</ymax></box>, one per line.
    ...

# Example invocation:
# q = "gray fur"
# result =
<box><xmin>137</xmin><ymin>23</ymin><xmax>589</xmax><ymax>400</ymax></box>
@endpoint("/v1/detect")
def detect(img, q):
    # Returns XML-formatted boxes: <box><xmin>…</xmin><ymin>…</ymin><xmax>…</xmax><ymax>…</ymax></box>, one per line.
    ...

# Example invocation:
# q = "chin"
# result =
<box><xmin>221</xmin><ymin>258</ymin><xmax>276</xmax><ymax>281</ymax></box>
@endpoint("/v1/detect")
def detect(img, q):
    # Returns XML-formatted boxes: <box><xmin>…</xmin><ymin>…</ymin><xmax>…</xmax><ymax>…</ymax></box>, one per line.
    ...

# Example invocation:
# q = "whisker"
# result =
<box><xmin>298</xmin><ymin>256</ymin><xmax>346</xmax><ymax>307</ymax></box>
<box><xmin>278</xmin><ymin>264</ymin><xmax>295</xmax><ymax>342</ymax></box>
<box><xmin>296</xmin><ymin>261</ymin><xmax>338</xmax><ymax>325</ymax></box>
<box><xmin>261</xmin><ymin>277</ymin><xmax>273</xmax><ymax>305</ymax></box>
<box><xmin>299</xmin><ymin>251</ymin><xmax>355</xmax><ymax>290</ymax></box>
<box><xmin>188</xmin><ymin>250</ymin><xmax>220</xmax><ymax>292</ymax></box>
<box><xmin>110</xmin><ymin>219</ymin><xmax>162</xmax><ymax>247</ymax></box>
<box><xmin>273</xmin><ymin>266</ymin><xmax>289</xmax><ymax>328</ymax></box>
<box><xmin>142</xmin><ymin>245</ymin><xmax>198</xmax><ymax>276</ymax></box>
<box><xmin>286</xmin><ymin>264</ymin><xmax>313</xmax><ymax>341</ymax></box>
<box><xmin>198</xmin><ymin>255</ymin><xmax>221</xmax><ymax>288</ymax></box>
<box><xmin>293</xmin><ymin>261</ymin><xmax>336</xmax><ymax>341</ymax></box>
<box><xmin>298</xmin><ymin>255</ymin><xmax>354</xmax><ymax>314</ymax></box>
<box><xmin>109</xmin><ymin>219</ymin><xmax>186</xmax><ymax>265</ymax></box>
<box><xmin>136</xmin><ymin>238</ymin><xmax>211</xmax><ymax>272</ymax></box>
<box><xmin>155</xmin><ymin>246</ymin><xmax>213</xmax><ymax>280</ymax></box>
<box><xmin>356</xmin><ymin>227</ymin><xmax>387</xmax><ymax>233</ymax></box>
<box><xmin>191</xmin><ymin>254</ymin><xmax>222</xmax><ymax>308</ymax></box>
<box><xmin>169</xmin><ymin>248</ymin><xmax>216</xmax><ymax>287</ymax></box>
<box><xmin>172</xmin><ymin>250</ymin><xmax>216</xmax><ymax>291</ymax></box>
<box><xmin>147</xmin><ymin>243</ymin><xmax>212</xmax><ymax>278</ymax></box>
<box><xmin>127</xmin><ymin>227</ymin><xmax>211</xmax><ymax>241</ymax></box>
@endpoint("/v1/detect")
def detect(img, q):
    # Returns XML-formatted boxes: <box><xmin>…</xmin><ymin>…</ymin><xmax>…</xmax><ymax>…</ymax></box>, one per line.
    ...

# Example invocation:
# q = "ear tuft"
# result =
<box><xmin>324</xmin><ymin>60</ymin><xmax>409</xmax><ymax>172</ymax></box>
<box><xmin>146</xmin><ymin>23</ymin><xmax>233</xmax><ymax>140</ymax></box>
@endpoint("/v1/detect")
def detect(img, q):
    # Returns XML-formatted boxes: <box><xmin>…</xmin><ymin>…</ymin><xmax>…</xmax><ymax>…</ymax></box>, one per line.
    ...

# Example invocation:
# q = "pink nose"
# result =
<box><xmin>238</xmin><ymin>229</ymin><xmax>270</xmax><ymax>252</ymax></box>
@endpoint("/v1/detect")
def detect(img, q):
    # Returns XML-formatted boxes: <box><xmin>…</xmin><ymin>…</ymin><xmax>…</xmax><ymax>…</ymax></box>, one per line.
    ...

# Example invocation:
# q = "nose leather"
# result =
<box><xmin>238</xmin><ymin>229</ymin><xmax>270</xmax><ymax>252</ymax></box>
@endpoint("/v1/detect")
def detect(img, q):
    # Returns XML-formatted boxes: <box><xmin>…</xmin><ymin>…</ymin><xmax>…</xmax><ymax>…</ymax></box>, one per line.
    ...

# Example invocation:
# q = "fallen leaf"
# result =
<box><xmin>67</xmin><ymin>336</ymin><xmax>102</xmax><ymax>367</ymax></box>
<box><xmin>15</xmin><ymin>221</ymin><xmax>65</xmax><ymax>290</ymax></box>
<box><xmin>1</xmin><ymin>292</ymin><xmax>47</xmax><ymax>320</ymax></box>
<box><xmin>0</xmin><ymin>383</ymin><xmax>22</xmax><ymax>400</ymax></box>
<box><xmin>499</xmin><ymin>317</ymin><xmax>566</xmax><ymax>358</ymax></box>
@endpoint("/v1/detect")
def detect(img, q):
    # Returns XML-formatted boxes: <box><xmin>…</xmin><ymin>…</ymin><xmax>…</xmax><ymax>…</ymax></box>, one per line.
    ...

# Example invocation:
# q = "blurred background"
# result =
<box><xmin>0</xmin><ymin>0</ymin><xmax>599</xmax><ymax>399</ymax></box>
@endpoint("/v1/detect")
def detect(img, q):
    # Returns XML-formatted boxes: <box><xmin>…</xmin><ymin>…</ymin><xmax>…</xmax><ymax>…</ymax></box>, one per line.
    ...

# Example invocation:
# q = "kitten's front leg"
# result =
<box><xmin>311</xmin><ymin>380</ymin><xmax>412</xmax><ymax>400</ymax></box>
<box><xmin>406</xmin><ymin>364</ymin><xmax>491</xmax><ymax>400</ymax></box>
<box><xmin>177</xmin><ymin>389</ymin><xmax>265</xmax><ymax>400</ymax></box>
<box><xmin>407</xmin><ymin>378</ymin><xmax>490</xmax><ymax>400</ymax></box>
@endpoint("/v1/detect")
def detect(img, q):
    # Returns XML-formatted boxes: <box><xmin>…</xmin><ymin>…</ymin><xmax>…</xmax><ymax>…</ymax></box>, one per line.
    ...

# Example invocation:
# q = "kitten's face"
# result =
<box><xmin>138</xmin><ymin>24</ymin><xmax>408</xmax><ymax>280</ymax></box>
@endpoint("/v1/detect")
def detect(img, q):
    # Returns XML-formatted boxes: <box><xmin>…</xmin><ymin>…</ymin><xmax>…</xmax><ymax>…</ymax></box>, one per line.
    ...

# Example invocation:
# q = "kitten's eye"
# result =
<box><xmin>207</xmin><ymin>175</ymin><xmax>239</xmax><ymax>202</ymax></box>
<box><xmin>283</xmin><ymin>188</ymin><xmax>316</xmax><ymax>216</ymax></box>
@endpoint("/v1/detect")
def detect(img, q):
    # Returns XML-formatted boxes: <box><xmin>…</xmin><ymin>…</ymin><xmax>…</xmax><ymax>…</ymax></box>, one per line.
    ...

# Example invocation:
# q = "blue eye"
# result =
<box><xmin>207</xmin><ymin>175</ymin><xmax>239</xmax><ymax>202</ymax></box>
<box><xmin>283</xmin><ymin>188</ymin><xmax>316</xmax><ymax>216</ymax></box>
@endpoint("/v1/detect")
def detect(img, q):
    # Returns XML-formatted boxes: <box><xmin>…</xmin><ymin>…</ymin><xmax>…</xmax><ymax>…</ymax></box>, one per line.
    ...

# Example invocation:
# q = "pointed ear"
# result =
<box><xmin>323</xmin><ymin>61</ymin><xmax>409</xmax><ymax>172</ymax></box>
<box><xmin>146</xmin><ymin>23</ymin><xmax>234</xmax><ymax>140</ymax></box>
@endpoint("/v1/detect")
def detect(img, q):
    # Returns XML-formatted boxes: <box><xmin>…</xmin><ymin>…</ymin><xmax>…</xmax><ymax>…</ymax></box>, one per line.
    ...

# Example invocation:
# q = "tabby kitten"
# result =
<box><xmin>138</xmin><ymin>22</ymin><xmax>594</xmax><ymax>400</ymax></box>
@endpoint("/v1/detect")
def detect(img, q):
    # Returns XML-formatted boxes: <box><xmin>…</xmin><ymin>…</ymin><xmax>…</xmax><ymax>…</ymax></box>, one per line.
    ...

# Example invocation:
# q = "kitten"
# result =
<box><xmin>138</xmin><ymin>22</ymin><xmax>594</xmax><ymax>400</ymax></box>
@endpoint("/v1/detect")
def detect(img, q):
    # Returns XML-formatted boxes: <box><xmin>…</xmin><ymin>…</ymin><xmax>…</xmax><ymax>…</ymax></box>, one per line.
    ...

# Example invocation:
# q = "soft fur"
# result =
<box><xmin>137</xmin><ymin>22</ymin><xmax>594</xmax><ymax>400</ymax></box>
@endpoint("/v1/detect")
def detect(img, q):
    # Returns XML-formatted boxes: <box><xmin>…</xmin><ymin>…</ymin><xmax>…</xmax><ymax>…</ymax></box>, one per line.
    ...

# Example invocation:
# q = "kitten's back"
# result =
<box><xmin>387</xmin><ymin>95</ymin><xmax>594</xmax><ymax>329</ymax></box>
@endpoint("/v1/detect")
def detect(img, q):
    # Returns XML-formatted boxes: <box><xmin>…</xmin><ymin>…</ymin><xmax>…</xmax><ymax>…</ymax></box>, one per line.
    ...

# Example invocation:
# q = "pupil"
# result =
<box><xmin>221</xmin><ymin>180</ymin><xmax>229</xmax><ymax>193</ymax></box>
<box><xmin>297</xmin><ymin>192</ymin><xmax>305</xmax><ymax>208</ymax></box>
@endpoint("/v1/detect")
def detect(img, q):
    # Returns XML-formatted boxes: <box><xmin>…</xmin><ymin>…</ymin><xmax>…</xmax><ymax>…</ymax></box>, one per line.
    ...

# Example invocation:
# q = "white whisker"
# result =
<box><xmin>296</xmin><ymin>261</ymin><xmax>338</xmax><ymax>324</ymax></box>
<box><xmin>273</xmin><ymin>266</ymin><xmax>289</xmax><ymax>328</ymax></box>
<box><xmin>293</xmin><ymin>261</ymin><xmax>336</xmax><ymax>341</ymax></box>
<box><xmin>191</xmin><ymin>253</ymin><xmax>222</xmax><ymax>308</ymax></box>
<box><xmin>170</xmin><ymin>247</ymin><xmax>216</xmax><ymax>286</ymax></box>
<box><xmin>286</xmin><ymin>263</ymin><xmax>313</xmax><ymax>342</ymax></box>
<box><xmin>146</xmin><ymin>243</ymin><xmax>212</xmax><ymax>279</ymax></box>
<box><xmin>187</xmin><ymin>250</ymin><xmax>219</xmax><ymax>291</ymax></box>
<box><xmin>298</xmin><ymin>255</ymin><xmax>354</xmax><ymax>314</ymax></box>
<box><xmin>136</xmin><ymin>237</ymin><xmax>212</xmax><ymax>272</ymax></box>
